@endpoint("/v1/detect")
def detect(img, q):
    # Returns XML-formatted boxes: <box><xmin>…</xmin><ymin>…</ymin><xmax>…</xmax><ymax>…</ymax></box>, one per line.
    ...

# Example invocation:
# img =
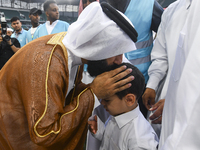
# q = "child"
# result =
<box><xmin>88</xmin><ymin>63</ymin><xmax>158</xmax><ymax>150</ymax></box>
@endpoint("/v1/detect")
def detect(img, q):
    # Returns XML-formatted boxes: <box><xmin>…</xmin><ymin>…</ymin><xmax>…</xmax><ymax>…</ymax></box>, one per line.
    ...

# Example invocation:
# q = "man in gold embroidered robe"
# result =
<box><xmin>0</xmin><ymin>2</ymin><xmax>137</xmax><ymax>150</ymax></box>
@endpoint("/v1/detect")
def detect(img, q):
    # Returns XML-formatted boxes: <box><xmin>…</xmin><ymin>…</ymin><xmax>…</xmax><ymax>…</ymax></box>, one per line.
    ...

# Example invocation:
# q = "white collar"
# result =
<box><xmin>114</xmin><ymin>105</ymin><xmax>140</xmax><ymax>129</ymax></box>
<box><xmin>46</xmin><ymin>20</ymin><xmax>59</xmax><ymax>26</ymax></box>
<box><xmin>67</xmin><ymin>48</ymin><xmax>82</xmax><ymax>67</ymax></box>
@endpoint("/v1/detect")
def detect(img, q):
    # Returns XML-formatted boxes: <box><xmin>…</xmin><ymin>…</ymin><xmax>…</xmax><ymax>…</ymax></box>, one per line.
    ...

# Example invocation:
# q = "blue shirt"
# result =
<box><xmin>34</xmin><ymin>20</ymin><xmax>69</xmax><ymax>38</ymax></box>
<box><xmin>11</xmin><ymin>28</ymin><xmax>28</xmax><ymax>47</ymax></box>
<box><xmin>26</xmin><ymin>24</ymin><xmax>42</xmax><ymax>43</ymax></box>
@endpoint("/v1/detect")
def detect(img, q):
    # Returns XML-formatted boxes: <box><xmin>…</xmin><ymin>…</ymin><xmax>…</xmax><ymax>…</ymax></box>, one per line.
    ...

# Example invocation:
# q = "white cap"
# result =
<box><xmin>62</xmin><ymin>2</ymin><xmax>136</xmax><ymax>61</ymax></box>
<box><xmin>7</xmin><ymin>28</ymin><xmax>13</xmax><ymax>32</ymax></box>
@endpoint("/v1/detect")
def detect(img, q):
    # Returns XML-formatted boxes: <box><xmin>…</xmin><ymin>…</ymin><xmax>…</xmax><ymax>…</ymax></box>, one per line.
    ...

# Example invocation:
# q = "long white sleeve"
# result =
<box><xmin>146</xmin><ymin>11</ymin><xmax>168</xmax><ymax>91</ymax></box>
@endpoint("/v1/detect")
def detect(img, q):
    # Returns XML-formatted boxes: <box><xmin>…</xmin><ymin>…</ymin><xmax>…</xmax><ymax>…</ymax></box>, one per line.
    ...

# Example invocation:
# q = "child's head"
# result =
<box><xmin>101</xmin><ymin>63</ymin><xmax>145</xmax><ymax>116</ymax></box>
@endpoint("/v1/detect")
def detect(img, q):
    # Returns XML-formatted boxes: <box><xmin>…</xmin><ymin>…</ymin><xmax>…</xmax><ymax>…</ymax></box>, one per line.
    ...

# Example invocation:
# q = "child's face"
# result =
<box><xmin>101</xmin><ymin>95</ymin><xmax>127</xmax><ymax>116</ymax></box>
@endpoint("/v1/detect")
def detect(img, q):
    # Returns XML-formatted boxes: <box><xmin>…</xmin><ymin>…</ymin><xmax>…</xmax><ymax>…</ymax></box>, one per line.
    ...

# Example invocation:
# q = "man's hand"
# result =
<box><xmin>7</xmin><ymin>38</ymin><xmax>12</xmax><ymax>46</ymax></box>
<box><xmin>90</xmin><ymin>65</ymin><xmax>134</xmax><ymax>100</ymax></box>
<box><xmin>142</xmin><ymin>88</ymin><xmax>156</xmax><ymax>110</ymax></box>
<box><xmin>88</xmin><ymin>115</ymin><xmax>98</xmax><ymax>134</ymax></box>
<box><xmin>149</xmin><ymin>99</ymin><xmax>165</xmax><ymax>124</ymax></box>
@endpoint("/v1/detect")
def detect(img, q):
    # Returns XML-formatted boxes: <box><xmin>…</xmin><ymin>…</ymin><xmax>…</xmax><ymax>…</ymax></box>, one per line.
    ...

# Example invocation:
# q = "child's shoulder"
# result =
<box><xmin>128</xmin><ymin>112</ymin><xmax>158</xmax><ymax>149</ymax></box>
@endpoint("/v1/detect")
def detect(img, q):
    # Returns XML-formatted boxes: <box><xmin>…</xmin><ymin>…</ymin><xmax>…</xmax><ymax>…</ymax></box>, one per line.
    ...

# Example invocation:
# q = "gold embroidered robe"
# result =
<box><xmin>0</xmin><ymin>33</ymin><xmax>94</xmax><ymax>150</ymax></box>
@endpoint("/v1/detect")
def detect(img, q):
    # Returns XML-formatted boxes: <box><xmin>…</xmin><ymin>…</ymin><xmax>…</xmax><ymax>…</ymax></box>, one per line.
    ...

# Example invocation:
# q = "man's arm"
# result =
<box><xmin>9</xmin><ymin>38</ymin><xmax>94</xmax><ymax>149</ymax></box>
<box><xmin>21</xmin><ymin>39</ymin><xmax>134</xmax><ymax>148</ymax></box>
<box><xmin>143</xmin><ymin>8</ymin><xmax>168</xmax><ymax>110</ymax></box>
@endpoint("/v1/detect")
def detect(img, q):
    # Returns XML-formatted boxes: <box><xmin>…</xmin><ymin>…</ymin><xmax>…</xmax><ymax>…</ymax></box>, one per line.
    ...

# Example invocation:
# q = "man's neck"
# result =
<box><xmin>48</xmin><ymin>19</ymin><xmax>57</xmax><ymax>25</ymax></box>
<box><xmin>15</xmin><ymin>28</ymin><xmax>22</xmax><ymax>34</ymax></box>
<box><xmin>32</xmin><ymin>23</ymin><xmax>39</xmax><ymax>28</ymax></box>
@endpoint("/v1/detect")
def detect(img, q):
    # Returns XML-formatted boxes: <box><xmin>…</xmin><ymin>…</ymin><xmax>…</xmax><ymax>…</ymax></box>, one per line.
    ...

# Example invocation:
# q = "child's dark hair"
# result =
<box><xmin>115</xmin><ymin>63</ymin><xmax>145</xmax><ymax>100</ymax></box>
<box><xmin>10</xmin><ymin>17</ymin><xmax>20</xmax><ymax>23</ymax></box>
<box><xmin>43</xmin><ymin>0</ymin><xmax>56</xmax><ymax>12</ymax></box>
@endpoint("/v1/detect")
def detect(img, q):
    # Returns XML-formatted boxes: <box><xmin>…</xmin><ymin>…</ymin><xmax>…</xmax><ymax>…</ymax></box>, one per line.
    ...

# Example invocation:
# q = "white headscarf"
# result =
<box><xmin>63</xmin><ymin>2</ymin><xmax>136</xmax><ymax>61</ymax></box>
<box><xmin>7</xmin><ymin>28</ymin><xmax>13</xmax><ymax>32</ymax></box>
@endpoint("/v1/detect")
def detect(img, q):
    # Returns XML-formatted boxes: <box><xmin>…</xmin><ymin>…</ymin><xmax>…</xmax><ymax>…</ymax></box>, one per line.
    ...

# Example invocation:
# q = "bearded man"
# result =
<box><xmin>0</xmin><ymin>2</ymin><xmax>137</xmax><ymax>150</ymax></box>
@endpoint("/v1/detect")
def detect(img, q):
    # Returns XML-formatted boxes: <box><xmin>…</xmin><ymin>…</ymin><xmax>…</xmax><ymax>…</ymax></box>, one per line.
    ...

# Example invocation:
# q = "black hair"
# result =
<box><xmin>87</xmin><ymin>59</ymin><xmax>117</xmax><ymax>77</ymax></box>
<box><xmin>10</xmin><ymin>17</ymin><xmax>20</xmax><ymax>23</ymax></box>
<box><xmin>115</xmin><ymin>63</ymin><xmax>145</xmax><ymax>100</ymax></box>
<box><xmin>43</xmin><ymin>0</ymin><xmax>56</xmax><ymax>12</ymax></box>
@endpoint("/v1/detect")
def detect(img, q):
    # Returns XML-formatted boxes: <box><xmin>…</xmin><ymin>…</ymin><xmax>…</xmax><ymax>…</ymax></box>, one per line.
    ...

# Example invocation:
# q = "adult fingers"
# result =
<box><xmin>107</xmin><ymin>65</ymin><xmax>127</xmax><ymax>78</ymax></box>
<box><xmin>112</xmin><ymin>68</ymin><xmax>133</xmax><ymax>83</ymax></box>
<box><xmin>113</xmin><ymin>75</ymin><xmax>134</xmax><ymax>89</ymax></box>
<box><xmin>149</xmin><ymin>99</ymin><xmax>165</xmax><ymax>124</ymax></box>
<box><xmin>142</xmin><ymin>92</ymin><xmax>151</xmax><ymax>110</ymax></box>
<box><xmin>142</xmin><ymin>88</ymin><xmax>156</xmax><ymax>109</ymax></box>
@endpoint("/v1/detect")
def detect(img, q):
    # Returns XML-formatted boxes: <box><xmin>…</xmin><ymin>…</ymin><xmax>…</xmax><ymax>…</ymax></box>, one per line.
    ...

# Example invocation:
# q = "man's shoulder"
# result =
<box><xmin>37</xmin><ymin>23</ymin><xmax>46</xmax><ymax>30</ymax></box>
<box><xmin>23</xmin><ymin>29</ymin><xmax>28</xmax><ymax>33</ymax></box>
<box><xmin>163</xmin><ymin>0</ymin><xmax>180</xmax><ymax>16</ymax></box>
<box><xmin>11</xmin><ymin>33</ymin><xmax>15</xmax><ymax>38</ymax></box>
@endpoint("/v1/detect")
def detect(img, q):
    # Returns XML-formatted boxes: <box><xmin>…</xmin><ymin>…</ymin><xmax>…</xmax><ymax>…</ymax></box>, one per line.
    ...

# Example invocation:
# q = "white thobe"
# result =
<box><xmin>147</xmin><ymin>0</ymin><xmax>190</xmax><ymax>102</ymax></box>
<box><xmin>159</xmin><ymin>0</ymin><xmax>200</xmax><ymax>149</ymax></box>
<box><xmin>46</xmin><ymin>20</ymin><xmax>59</xmax><ymax>35</ymax></box>
<box><xmin>146</xmin><ymin>0</ymin><xmax>191</xmax><ymax>138</ymax></box>
<box><xmin>91</xmin><ymin>106</ymin><xmax>158</xmax><ymax>150</ymax></box>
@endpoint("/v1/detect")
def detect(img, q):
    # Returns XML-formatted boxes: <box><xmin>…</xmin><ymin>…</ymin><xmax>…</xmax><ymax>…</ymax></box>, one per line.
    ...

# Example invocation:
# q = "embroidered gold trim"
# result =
<box><xmin>33</xmin><ymin>32</ymin><xmax>88</xmax><ymax>138</ymax></box>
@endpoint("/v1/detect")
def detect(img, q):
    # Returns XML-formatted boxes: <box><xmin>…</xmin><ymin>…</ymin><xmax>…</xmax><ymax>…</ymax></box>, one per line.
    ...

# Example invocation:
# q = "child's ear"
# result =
<box><xmin>125</xmin><ymin>94</ymin><xmax>136</xmax><ymax>106</ymax></box>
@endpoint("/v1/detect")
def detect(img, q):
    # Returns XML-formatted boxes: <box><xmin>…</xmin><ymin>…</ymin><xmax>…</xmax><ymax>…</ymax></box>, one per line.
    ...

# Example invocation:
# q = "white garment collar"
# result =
<box><xmin>46</xmin><ymin>20</ymin><xmax>59</xmax><ymax>26</ymax></box>
<box><xmin>67</xmin><ymin>48</ymin><xmax>82</xmax><ymax>67</ymax></box>
<box><xmin>114</xmin><ymin>105</ymin><xmax>140</xmax><ymax>129</ymax></box>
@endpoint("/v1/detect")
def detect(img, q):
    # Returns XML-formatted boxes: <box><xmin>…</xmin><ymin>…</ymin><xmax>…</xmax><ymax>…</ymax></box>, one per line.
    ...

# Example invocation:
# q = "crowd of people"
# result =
<box><xmin>0</xmin><ymin>0</ymin><xmax>69</xmax><ymax>70</ymax></box>
<box><xmin>0</xmin><ymin>0</ymin><xmax>199</xmax><ymax>149</ymax></box>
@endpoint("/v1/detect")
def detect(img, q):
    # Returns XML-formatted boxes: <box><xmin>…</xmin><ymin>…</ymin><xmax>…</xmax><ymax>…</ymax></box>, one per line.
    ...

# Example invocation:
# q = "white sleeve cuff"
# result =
<box><xmin>146</xmin><ymin>75</ymin><xmax>161</xmax><ymax>91</ymax></box>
